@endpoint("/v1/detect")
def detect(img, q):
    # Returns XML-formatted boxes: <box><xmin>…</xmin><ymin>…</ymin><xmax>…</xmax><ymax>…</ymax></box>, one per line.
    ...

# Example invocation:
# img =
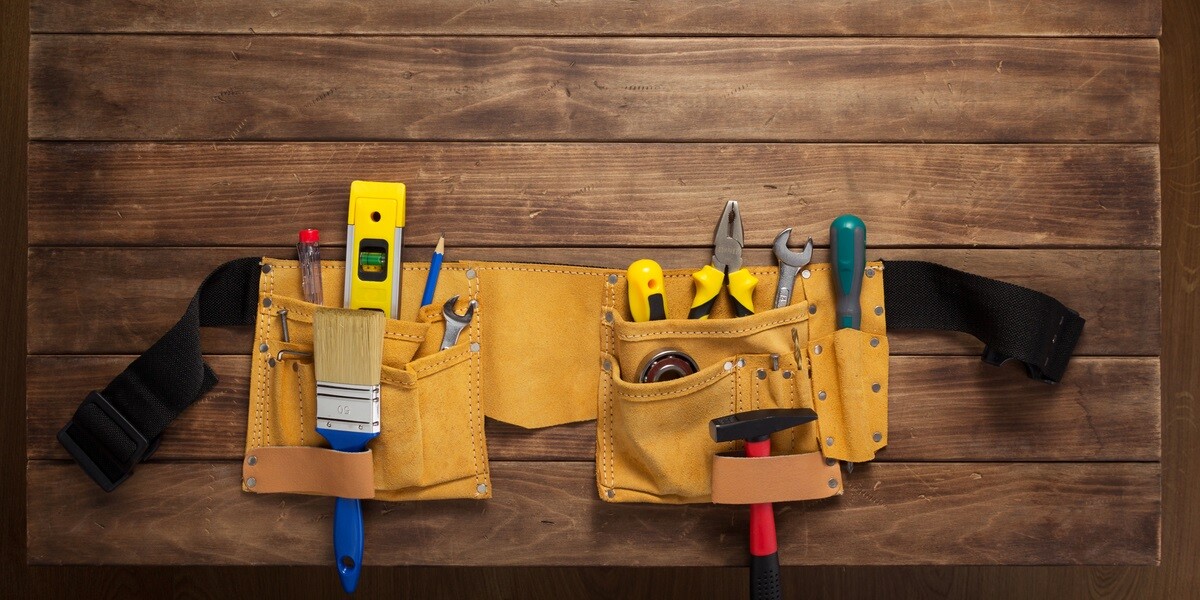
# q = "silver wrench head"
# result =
<box><xmin>440</xmin><ymin>295</ymin><xmax>477</xmax><ymax>350</ymax></box>
<box><xmin>772</xmin><ymin>228</ymin><xmax>814</xmax><ymax>267</ymax></box>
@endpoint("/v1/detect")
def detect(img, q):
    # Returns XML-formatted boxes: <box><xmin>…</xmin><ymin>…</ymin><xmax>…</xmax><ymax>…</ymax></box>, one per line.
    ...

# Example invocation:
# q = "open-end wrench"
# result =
<box><xmin>772</xmin><ymin>228</ymin><xmax>814</xmax><ymax>309</ymax></box>
<box><xmin>440</xmin><ymin>295</ymin><xmax>477</xmax><ymax>351</ymax></box>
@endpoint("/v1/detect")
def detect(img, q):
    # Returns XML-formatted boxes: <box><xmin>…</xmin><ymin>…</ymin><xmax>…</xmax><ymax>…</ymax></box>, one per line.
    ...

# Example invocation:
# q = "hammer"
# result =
<box><xmin>710</xmin><ymin>408</ymin><xmax>818</xmax><ymax>600</ymax></box>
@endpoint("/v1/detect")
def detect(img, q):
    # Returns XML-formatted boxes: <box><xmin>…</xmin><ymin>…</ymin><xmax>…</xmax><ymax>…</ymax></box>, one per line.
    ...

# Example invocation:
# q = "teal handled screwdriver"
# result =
<box><xmin>830</xmin><ymin>214</ymin><xmax>866</xmax><ymax>474</ymax></box>
<box><xmin>830</xmin><ymin>215</ymin><xmax>866</xmax><ymax>330</ymax></box>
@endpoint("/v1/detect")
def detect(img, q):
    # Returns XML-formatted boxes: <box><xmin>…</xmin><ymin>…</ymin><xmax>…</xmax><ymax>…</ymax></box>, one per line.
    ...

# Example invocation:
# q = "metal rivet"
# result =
<box><xmin>260</xmin><ymin>264</ymin><xmax>272</xmax><ymax>274</ymax></box>
<box><xmin>818</xmin><ymin>390</ymin><xmax>827</xmax><ymax>400</ymax></box>
<box><xmin>783</xmin><ymin>371</ymin><xmax>793</xmax><ymax>379</ymax></box>
<box><xmin>606</xmin><ymin>489</ymin><xmax>616</xmax><ymax>498</ymax></box>
<box><xmin>466</xmin><ymin>269</ymin><xmax>477</xmax><ymax>280</ymax></box>
<box><xmin>873</xmin><ymin>432</ymin><xmax>883</xmax><ymax>442</ymax></box>
<box><xmin>246</xmin><ymin>477</ymin><xmax>257</xmax><ymax>488</ymax></box>
<box><xmin>268</xmin><ymin>358</ymin><xmax>277</xmax><ymax>368</ymax></box>
<box><xmin>813</xmin><ymin>345</ymin><xmax>823</xmax><ymax>355</ymax></box>
<box><xmin>608</xmin><ymin>274</ymin><xmax>618</xmax><ymax>285</ymax></box>
<box><xmin>870</xmin><ymin>337</ymin><xmax>879</xmax><ymax>348</ymax></box>
<box><xmin>756</xmin><ymin>369</ymin><xmax>766</xmax><ymax>380</ymax></box>
<box><xmin>874</xmin><ymin>306</ymin><xmax>884</xmax><ymax>316</ymax></box>
<box><xmin>476</xmin><ymin>484</ymin><xmax>488</xmax><ymax>494</ymax></box>
<box><xmin>247</xmin><ymin>456</ymin><xmax>257</xmax><ymax>466</ymax></box>
<box><xmin>866</xmin><ymin>268</ymin><xmax>875</xmax><ymax>278</ymax></box>
<box><xmin>603</xmin><ymin>360</ymin><xmax>612</xmax><ymax>372</ymax></box>
<box><xmin>808</xmin><ymin>304</ymin><xmax>817</xmax><ymax>314</ymax></box>
<box><xmin>259</xmin><ymin>343</ymin><xmax>269</xmax><ymax>353</ymax></box>
<box><xmin>605</xmin><ymin>311</ymin><xmax>614</xmax><ymax>323</ymax></box>
<box><xmin>828</xmin><ymin>478</ymin><xmax>838</xmax><ymax>489</ymax></box>
<box><xmin>825</xmin><ymin>436</ymin><xmax>835</xmax><ymax>447</ymax></box>
<box><xmin>825</xmin><ymin>458</ymin><xmax>837</xmax><ymax>467</ymax></box>
<box><xmin>724</xmin><ymin>361</ymin><xmax>734</xmax><ymax>371</ymax></box>
<box><xmin>736</xmin><ymin>358</ymin><xmax>746</xmax><ymax>368</ymax></box>
<box><xmin>470</xmin><ymin>342</ymin><xmax>481</xmax><ymax>353</ymax></box>
<box><xmin>801</xmin><ymin>269</ymin><xmax>811</xmax><ymax>279</ymax></box>
<box><xmin>262</xmin><ymin>297</ymin><xmax>272</xmax><ymax>308</ymax></box>
<box><xmin>872</xmin><ymin>383</ymin><xmax>881</xmax><ymax>393</ymax></box>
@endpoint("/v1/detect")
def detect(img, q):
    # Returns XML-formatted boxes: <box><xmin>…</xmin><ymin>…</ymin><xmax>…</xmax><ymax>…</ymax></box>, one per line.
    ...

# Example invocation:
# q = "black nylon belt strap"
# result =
<box><xmin>880</xmin><ymin>260</ymin><xmax>1085</xmax><ymax>384</ymax></box>
<box><xmin>57</xmin><ymin>257</ymin><xmax>262</xmax><ymax>491</ymax></box>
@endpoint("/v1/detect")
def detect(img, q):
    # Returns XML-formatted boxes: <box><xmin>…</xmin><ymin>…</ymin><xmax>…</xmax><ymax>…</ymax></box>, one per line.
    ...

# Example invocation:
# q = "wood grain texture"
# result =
<box><xmin>29</xmin><ymin>0</ymin><xmax>1163</xmax><ymax>37</ymax></box>
<box><xmin>26</xmin><ymin>247</ymin><xmax>1161</xmax><ymax>356</ymax></box>
<box><xmin>1153</xmin><ymin>0</ymin><xmax>1200</xmax><ymax>595</ymax></box>
<box><xmin>26</xmin><ymin>355</ymin><xmax>1160</xmax><ymax>462</ymax></box>
<box><xmin>27</xmin><ymin>142</ymin><xmax>1162</xmax><ymax>248</ymax></box>
<box><xmin>27</xmin><ymin>461</ymin><xmax>1160</xmax><ymax>566</ymax></box>
<box><xmin>0</xmin><ymin>0</ymin><xmax>28</xmax><ymax>592</ymax></box>
<box><xmin>28</xmin><ymin>36</ymin><xmax>1160</xmax><ymax>142</ymax></box>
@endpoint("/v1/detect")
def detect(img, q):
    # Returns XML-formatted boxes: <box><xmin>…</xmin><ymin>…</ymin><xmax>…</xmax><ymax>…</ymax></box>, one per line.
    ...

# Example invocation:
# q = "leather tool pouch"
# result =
<box><xmin>243</xmin><ymin>258</ymin><xmax>888</xmax><ymax>506</ymax></box>
<box><xmin>243</xmin><ymin>259</ymin><xmax>489</xmax><ymax>501</ymax></box>
<box><xmin>598</xmin><ymin>263</ymin><xmax>887</xmax><ymax>504</ymax></box>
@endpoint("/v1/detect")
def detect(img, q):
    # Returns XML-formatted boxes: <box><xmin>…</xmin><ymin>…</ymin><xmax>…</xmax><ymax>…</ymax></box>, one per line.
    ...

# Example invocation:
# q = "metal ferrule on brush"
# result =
<box><xmin>316</xmin><ymin>381</ymin><xmax>381</xmax><ymax>434</ymax></box>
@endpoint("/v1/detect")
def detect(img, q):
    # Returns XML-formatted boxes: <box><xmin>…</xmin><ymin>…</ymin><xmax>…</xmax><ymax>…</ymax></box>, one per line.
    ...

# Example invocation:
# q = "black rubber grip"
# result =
<box><xmin>750</xmin><ymin>552</ymin><xmax>781</xmax><ymax>600</ymax></box>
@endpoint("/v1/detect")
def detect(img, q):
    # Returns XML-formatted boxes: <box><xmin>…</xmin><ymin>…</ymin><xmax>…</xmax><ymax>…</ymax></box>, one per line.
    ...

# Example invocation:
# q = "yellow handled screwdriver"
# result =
<box><xmin>690</xmin><ymin>201</ymin><xmax>758</xmax><ymax>319</ymax></box>
<box><xmin>627</xmin><ymin>259</ymin><xmax>668</xmax><ymax>322</ymax></box>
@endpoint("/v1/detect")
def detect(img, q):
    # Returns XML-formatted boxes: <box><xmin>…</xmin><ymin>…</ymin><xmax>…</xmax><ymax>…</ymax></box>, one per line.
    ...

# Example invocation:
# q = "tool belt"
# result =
<box><xmin>57</xmin><ymin>257</ymin><xmax>1084</xmax><ymax>506</ymax></box>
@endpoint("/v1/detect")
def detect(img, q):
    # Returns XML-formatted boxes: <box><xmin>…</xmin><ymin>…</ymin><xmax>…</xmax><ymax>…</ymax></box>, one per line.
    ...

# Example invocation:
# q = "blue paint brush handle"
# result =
<box><xmin>318</xmin><ymin>428</ymin><xmax>375</xmax><ymax>594</ymax></box>
<box><xmin>335</xmin><ymin>496</ymin><xmax>365</xmax><ymax>593</ymax></box>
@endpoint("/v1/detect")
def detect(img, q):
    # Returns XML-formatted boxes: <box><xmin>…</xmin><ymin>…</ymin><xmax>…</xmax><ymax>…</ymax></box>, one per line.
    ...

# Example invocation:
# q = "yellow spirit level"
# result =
<box><xmin>342</xmin><ymin>181</ymin><xmax>406</xmax><ymax>318</ymax></box>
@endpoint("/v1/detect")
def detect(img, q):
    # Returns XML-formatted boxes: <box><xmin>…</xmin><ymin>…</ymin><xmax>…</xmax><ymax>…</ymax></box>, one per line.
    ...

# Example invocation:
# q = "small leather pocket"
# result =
<box><xmin>808</xmin><ymin>328</ymin><xmax>889</xmax><ymax>462</ymax></box>
<box><xmin>597</xmin><ymin>301</ymin><xmax>817</xmax><ymax>504</ymax></box>
<box><xmin>373</xmin><ymin>343</ymin><xmax>490</xmax><ymax>501</ymax></box>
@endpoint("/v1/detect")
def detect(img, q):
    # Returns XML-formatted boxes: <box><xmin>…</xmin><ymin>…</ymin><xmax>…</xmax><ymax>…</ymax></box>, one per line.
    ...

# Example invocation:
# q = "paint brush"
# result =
<box><xmin>313</xmin><ymin>307</ymin><xmax>386</xmax><ymax>593</ymax></box>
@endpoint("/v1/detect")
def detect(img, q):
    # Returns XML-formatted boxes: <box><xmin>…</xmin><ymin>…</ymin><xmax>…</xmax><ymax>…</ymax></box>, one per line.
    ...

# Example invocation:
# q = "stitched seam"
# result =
<box><xmin>615</xmin><ymin>316</ymin><xmax>806</xmax><ymax>340</ymax></box>
<box><xmin>603</xmin><ymin>278</ymin><xmax>615</xmax><ymax>490</ymax></box>
<box><xmin>468</xmin><ymin>269</ymin><xmax>482</xmax><ymax>489</ymax></box>
<box><xmin>474</xmin><ymin>265</ymin><xmax>610</xmax><ymax>277</ymax></box>
<box><xmin>261</xmin><ymin>269</ymin><xmax>275</xmax><ymax>446</ymax></box>
<box><xmin>296</xmin><ymin>365</ymin><xmax>306</xmax><ymax>446</ymax></box>
<box><xmin>255</xmin><ymin>306</ymin><xmax>426</xmax><ymax>342</ymax></box>
<box><xmin>412</xmin><ymin>351</ymin><xmax>469</xmax><ymax>377</ymax></box>
<box><xmin>618</xmin><ymin>368</ymin><xmax>731</xmax><ymax>399</ymax></box>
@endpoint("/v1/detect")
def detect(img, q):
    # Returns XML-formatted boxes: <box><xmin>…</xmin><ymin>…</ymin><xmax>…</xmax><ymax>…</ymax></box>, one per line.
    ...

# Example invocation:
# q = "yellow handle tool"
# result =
<box><xmin>628</xmin><ymin>259</ymin><xmax>668</xmax><ymax>322</ymax></box>
<box><xmin>726</xmin><ymin>268</ymin><xmax>758</xmax><ymax>317</ymax></box>
<box><xmin>343</xmin><ymin>181</ymin><xmax>406</xmax><ymax>318</ymax></box>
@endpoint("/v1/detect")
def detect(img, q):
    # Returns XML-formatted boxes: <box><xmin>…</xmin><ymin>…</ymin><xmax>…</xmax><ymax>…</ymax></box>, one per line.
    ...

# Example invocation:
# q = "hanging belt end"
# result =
<box><xmin>57</xmin><ymin>391</ymin><xmax>161</xmax><ymax>492</ymax></box>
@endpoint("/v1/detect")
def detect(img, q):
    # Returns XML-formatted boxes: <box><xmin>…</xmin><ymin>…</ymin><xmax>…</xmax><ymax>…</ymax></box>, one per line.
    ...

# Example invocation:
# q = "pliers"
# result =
<box><xmin>689</xmin><ymin>201</ymin><xmax>759</xmax><ymax>319</ymax></box>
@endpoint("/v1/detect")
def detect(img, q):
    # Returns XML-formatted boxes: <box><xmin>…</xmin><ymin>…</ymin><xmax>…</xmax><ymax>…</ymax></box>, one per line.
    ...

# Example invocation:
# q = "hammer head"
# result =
<box><xmin>709</xmin><ymin>408</ymin><xmax>818</xmax><ymax>443</ymax></box>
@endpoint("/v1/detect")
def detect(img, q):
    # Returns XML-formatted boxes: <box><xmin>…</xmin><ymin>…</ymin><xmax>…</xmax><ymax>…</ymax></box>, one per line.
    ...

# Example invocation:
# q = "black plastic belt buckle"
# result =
<box><xmin>57</xmin><ymin>390</ymin><xmax>161</xmax><ymax>492</ymax></box>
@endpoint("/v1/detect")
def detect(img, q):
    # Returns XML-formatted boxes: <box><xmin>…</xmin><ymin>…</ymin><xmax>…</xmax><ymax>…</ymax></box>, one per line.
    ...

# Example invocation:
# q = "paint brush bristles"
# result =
<box><xmin>313</xmin><ymin>308</ymin><xmax>386</xmax><ymax>386</ymax></box>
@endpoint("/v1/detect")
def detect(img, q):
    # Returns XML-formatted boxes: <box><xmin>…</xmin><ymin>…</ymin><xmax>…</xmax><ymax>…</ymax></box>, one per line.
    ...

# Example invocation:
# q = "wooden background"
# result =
<box><xmin>5</xmin><ymin>0</ymin><xmax>1198</xmax><ymax>597</ymax></box>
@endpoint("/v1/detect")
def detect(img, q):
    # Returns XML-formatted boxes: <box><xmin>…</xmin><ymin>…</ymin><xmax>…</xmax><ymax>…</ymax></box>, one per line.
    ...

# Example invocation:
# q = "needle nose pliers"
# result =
<box><xmin>690</xmin><ymin>201</ymin><xmax>758</xmax><ymax>319</ymax></box>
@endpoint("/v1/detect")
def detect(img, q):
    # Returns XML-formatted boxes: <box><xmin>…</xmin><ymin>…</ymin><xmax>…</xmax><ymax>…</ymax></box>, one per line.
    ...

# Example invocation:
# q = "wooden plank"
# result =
<box><xmin>29</xmin><ymin>0</ymin><xmax>1162</xmax><ymax>37</ymax></box>
<box><xmin>26</xmin><ymin>461</ymin><xmax>1160</xmax><ymax>566</ymax></box>
<box><xmin>27</xmin><ymin>142</ymin><xmax>1161</xmax><ymax>248</ymax></box>
<box><xmin>27</xmin><ymin>36</ymin><xmax>1159</xmax><ymax>142</ymax></box>
<box><xmin>26</xmin><ymin>247</ymin><xmax>1161</xmax><ymax>356</ymax></box>
<box><xmin>26</xmin><ymin>355</ymin><xmax>1161</xmax><ymax>462</ymax></box>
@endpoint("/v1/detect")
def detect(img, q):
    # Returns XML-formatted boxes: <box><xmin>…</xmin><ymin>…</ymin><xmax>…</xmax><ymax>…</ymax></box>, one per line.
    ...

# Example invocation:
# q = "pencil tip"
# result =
<box><xmin>435</xmin><ymin>235</ymin><xmax>445</xmax><ymax>254</ymax></box>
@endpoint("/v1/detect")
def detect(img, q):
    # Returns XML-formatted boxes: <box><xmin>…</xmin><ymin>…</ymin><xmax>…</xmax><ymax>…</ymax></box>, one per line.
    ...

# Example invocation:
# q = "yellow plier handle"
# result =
<box><xmin>689</xmin><ymin>265</ymin><xmax>758</xmax><ymax>319</ymax></box>
<box><xmin>688</xmin><ymin>265</ymin><xmax>725</xmax><ymax>319</ymax></box>
<box><xmin>726</xmin><ymin>268</ymin><xmax>758</xmax><ymax>317</ymax></box>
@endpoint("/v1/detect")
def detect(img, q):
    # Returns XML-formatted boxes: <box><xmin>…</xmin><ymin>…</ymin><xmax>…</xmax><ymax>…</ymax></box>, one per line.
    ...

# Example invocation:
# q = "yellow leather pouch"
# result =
<box><xmin>243</xmin><ymin>258</ymin><xmax>888</xmax><ymax>505</ymax></box>
<box><xmin>244</xmin><ymin>258</ymin><xmax>490</xmax><ymax>501</ymax></box>
<box><xmin>597</xmin><ymin>262</ymin><xmax>886</xmax><ymax>503</ymax></box>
